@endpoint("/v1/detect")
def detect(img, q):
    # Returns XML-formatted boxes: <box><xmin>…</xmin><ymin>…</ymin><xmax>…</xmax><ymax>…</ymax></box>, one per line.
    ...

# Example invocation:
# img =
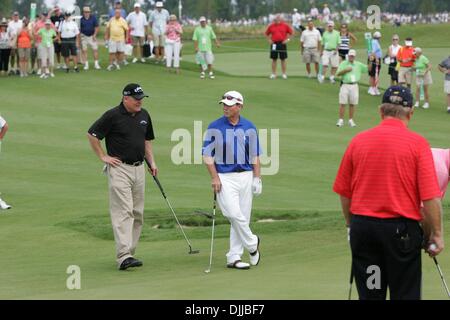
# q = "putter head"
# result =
<box><xmin>189</xmin><ymin>249</ymin><xmax>200</xmax><ymax>254</ymax></box>
<box><xmin>194</xmin><ymin>211</ymin><xmax>214</xmax><ymax>219</ymax></box>
<box><xmin>204</xmin><ymin>269</ymin><xmax>211</xmax><ymax>274</ymax></box>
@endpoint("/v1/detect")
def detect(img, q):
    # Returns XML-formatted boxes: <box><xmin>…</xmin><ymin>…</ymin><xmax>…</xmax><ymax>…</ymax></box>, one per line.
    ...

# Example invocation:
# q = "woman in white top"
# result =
<box><xmin>0</xmin><ymin>20</ymin><xmax>12</xmax><ymax>76</ymax></box>
<box><xmin>386</xmin><ymin>34</ymin><xmax>401</xmax><ymax>85</ymax></box>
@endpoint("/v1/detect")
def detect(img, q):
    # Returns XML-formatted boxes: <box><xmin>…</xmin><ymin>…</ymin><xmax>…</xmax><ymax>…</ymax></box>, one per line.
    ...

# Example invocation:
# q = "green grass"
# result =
<box><xmin>0</xmin><ymin>24</ymin><xmax>450</xmax><ymax>299</ymax></box>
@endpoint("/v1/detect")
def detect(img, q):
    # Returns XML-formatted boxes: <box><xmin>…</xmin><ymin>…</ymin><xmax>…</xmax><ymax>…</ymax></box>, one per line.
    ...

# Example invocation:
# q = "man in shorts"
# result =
<box><xmin>192</xmin><ymin>16</ymin><xmax>220</xmax><ymax>79</ymax></box>
<box><xmin>335</xmin><ymin>49</ymin><xmax>368</xmax><ymax>128</ymax></box>
<box><xmin>397</xmin><ymin>37</ymin><xmax>415</xmax><ymax>89</ymax></box>
<box><xmin>149</xmin><ymin>1</ymin><xmax>169</xmax><ymax>64</ymax></box>
<box><xmin>265</xmin><ymin>14</ymin><xmax>293</xmax><ymax>80</ymax></box>
<box><xmin>437</xmin><ymin>55</ymin><xmax>450</xmax><ymax>113</ymax></box>
<box><xmin>105</xmin><ymin>9</ymin><xmax>129</xmax><ymax>71</ymax></box>
<box><xmin>80</xmin><ymin>6</ymin><xmax>100</xmax><ymax>70</ymax></box>
<box><xmin>300</xmin><ymin>18</ymin><xmax>321</xmax><ymax>78</ymax></box>
<box><xmin>126</xmin><ymin>3</ymin><xmax>148</xmax><ymax>64</ymax></box>
<box><xmin>318</xmin><ymin>20</ymin><xmax>341</xmax><ymax>84</ymax></box>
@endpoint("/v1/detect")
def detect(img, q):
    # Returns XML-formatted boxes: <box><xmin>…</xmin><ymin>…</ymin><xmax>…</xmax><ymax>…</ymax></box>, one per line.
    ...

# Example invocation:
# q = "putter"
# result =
<box><xmin>145</xmin><ymin>159</ymin><xmax>199</xmax><ymax>254</ymax></box>
<box><xmin>204</xmin><ymin>193</ymin><xmax>217</xmax><ymax>274</ymax></box>
<box><xmin>348</xmin><ymin>261</ymin><xmax>354</xmax><ymax>300</ymax></box>
<box><xmin>433</xmin><ymin>257</ymin><xmax>450</xmax><ymax>299</ymax></box>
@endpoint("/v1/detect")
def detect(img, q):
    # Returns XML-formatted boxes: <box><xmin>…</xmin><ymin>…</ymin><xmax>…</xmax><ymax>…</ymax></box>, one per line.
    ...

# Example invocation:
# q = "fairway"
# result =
<box><xmin>0</xmin><ymin>27</ymin><xmax>450</xmax><ymax>299</ymax></box>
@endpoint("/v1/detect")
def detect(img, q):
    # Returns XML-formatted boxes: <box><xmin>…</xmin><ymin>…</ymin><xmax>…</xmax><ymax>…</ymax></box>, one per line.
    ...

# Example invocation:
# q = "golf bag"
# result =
<box><xmin>143</xmin><ymin>42</ymin><xmax>151</xmax><ymax>58</ymax></box>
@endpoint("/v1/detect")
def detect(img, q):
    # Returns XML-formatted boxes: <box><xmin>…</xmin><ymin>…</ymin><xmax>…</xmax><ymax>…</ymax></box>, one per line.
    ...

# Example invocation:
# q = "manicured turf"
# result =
<box><xmin>0</xmin><ymin>25</ymin><xmax>449</xmax><ymax>299</ymax></box>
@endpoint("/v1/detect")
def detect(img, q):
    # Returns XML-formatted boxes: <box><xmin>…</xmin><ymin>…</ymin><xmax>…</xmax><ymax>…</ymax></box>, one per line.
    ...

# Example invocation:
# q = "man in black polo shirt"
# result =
<box><xmin>87</xmin><ymin>83</ymin><xmax>158</xmax><ymax>270</ymax></box>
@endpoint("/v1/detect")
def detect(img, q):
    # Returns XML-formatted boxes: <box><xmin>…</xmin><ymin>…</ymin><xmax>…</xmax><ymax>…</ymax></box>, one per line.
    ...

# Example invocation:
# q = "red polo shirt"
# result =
<box><xmin>333</xmin><ymin>118</ymin><xmax>440</xmax><ymax>221</ymax></box>
<box><xmin>265</xmin><ymin>22</ymin><xmax>293</xmax><ymax>43</ymax></box>
<box><xmin>397</xmin><ymin>46</ymin><xmax>415</xmax><ymax>67</ymax></box>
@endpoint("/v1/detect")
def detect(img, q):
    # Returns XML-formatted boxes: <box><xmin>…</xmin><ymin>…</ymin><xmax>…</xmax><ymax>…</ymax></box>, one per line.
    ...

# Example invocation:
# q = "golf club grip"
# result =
<box><xmin>144</xmin><ymin>158</ymin><xmax>167</xmax><ymax>198</ymax></box>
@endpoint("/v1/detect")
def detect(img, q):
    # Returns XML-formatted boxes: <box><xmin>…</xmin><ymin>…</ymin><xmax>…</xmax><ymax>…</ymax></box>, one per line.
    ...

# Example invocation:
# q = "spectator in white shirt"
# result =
<box><xmin>149</xmin><ymin>1</ymin><xmax>170</xmax><ymax>63</ymax></box>
<box><xmin>300</xmin><ymin>19</ymin><xmax>322</xmax><ymax>78</ymax></box>
<box><xmin>58</xmin><ymin>12</ymin><xmax>80</xmax><ymax>73</ymax></box>
<box><xmin>127</xmin><ymin>3</ymin><xmax>148</xmax><ymax>63</ymax></box>
<box><xmin>7</xmin><ymin>12</ymin><xmax>23</xmax><ymax>75</ymax></box>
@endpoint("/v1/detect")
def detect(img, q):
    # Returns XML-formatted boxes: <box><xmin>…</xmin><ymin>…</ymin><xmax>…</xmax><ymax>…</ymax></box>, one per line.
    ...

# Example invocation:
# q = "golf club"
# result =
<box><xmin>145</xmin><ymin>159</ymin><xmax>199</xmax><ymax>254</ymax></box>
<box><xmin>194</xmin><ymin>210</ymin><xmax>214</xmax><ymax>219</ymax></box>
<box><xmin>348</xmin><ymin>261</ymin><xmax>354</xmax><ymax>300</ymax></box>
<box><xmin>204</xmin><ymin>193</ymin><xmax>217</xmax><ymax>274</ymax></box>
<box><xmin>433</xmin><ymin>257</ymin><xmax>450</xmax><ymax>299</ymax></box>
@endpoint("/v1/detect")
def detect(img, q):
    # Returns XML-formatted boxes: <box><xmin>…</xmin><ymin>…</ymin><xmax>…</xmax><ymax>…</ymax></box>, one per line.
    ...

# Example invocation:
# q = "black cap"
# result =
<box><xmin>122</xmin><ymin>83</ymin><xmax>149</xmax><ymax>100</ymax></box>
<box><xmin>382</xmin><ymin>86</ymin><xmax>414</xmax><ymax>108</ymax></box>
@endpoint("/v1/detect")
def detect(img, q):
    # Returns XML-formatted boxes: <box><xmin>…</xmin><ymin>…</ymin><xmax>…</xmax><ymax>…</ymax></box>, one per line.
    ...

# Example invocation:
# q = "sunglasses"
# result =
<box><xmin>393</xmin><ymin>38</ymin><xmax>399</xmax><ymax>41</ymax></box>
<box><xmin>222</xmin><ymin>95</ymin><xmax>242</xmax><ymax>102</ymax></box>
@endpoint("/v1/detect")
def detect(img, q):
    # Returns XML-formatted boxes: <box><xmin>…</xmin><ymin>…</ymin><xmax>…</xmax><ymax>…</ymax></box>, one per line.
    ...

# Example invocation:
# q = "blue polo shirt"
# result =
<box><xmin>80</xmin><ymin>15</ymin><xmax>98</xmax><ymax>36</ymax></box>
<box><xmin>371</xmin><ymin>39</ymin><xmax>382</xmax><ymax>59</ymax></box>
<box><xmin>202</xmin><ymin>116</ymin><xmax>262</xmax><ymax>174</ymax></box>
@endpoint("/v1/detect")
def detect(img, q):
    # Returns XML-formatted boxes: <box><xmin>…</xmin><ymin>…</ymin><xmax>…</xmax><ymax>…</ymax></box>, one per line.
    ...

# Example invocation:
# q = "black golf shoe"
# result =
<box><xmin>119</xmin><ymin>257</ymin><xmax>143</xmax><ymax>270</ymax></box>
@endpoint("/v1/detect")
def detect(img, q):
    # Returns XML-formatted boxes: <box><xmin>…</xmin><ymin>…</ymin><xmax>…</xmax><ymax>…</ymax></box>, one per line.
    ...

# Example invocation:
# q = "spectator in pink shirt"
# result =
<box><xmin>422</xmin><ymin>148</ymin><xmax>449</xmax><ymax>249</ymax></box>
<box><xmin>164</xmin><ymin>14</ymin><xmax>182</xmax><ymax>74</ymax></box>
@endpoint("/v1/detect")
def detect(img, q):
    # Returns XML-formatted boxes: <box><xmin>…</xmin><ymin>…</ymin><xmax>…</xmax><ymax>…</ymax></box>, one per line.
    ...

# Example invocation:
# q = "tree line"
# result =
<box><xmin>2</xmin><ymin>0</ymin><xmax>449</xmax><ymax>20</ymax></box>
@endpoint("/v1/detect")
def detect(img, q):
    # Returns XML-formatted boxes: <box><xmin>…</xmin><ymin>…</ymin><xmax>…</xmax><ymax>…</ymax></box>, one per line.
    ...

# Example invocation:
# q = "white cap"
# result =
<box><xmin>45</xmin><ymin>19</ymin><xmax>52</xmax><ymax>24</ymax></box>
<box><xmin>348</xmin><ymin>49</ymin><xmax>356</xmax><ymax>56</ymax></box>
<box><xmin>327</xmin><ymin>20</ymin><xmax>334</xmax><ymax>26</ymax></box>
<box><xmin>134</xmin><ymin>3</ymin><xmax>141</xmax><ymax>8</ymax></box>
<box><xmin>155</xmin><ymin>1</ymin><xmax>163</xmax><ymax>8</ymax></box>
<box><xmin>414</xmin><ymin>47</ymin><xmax>422</xmax><ymax>54</ymax></box>
<box><xmin>293</xmin><ymin>8</ymin><xmax>298</xmax><ymax>12</ymax></box>
<box><xmin>219</xmin><ymin>91</ymin><xmax>244</xmax><ymax>106</ymax></box>
<box><xmin>199</xmin><ymin>16</ymin><xmax>207</xmax><ymax>22</ymax></box>
<box><xmin>405</xmin><ymin>40</ymin><xmax>413</xmax><ymax>46</ymax></box>
<box><xmin>373</xmin><ymin>31</ymin><xmax>381</xmax><ymax>38</ymax></box>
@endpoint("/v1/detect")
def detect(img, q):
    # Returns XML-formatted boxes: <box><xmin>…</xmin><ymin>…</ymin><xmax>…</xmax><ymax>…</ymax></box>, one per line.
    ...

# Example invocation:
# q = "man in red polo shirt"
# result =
<box><xmin>333</xmin><ymin>86</ymin><xmax>444</xmax><ymax>300</ymax></box>
<box><xmin>265</xmin><ymin>14</ymin><xmax>293</xmax><ymax>80</ymax></box>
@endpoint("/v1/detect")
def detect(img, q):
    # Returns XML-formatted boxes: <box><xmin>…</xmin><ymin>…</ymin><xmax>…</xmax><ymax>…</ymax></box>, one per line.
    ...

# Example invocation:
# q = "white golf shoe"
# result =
<box><xmin>318</xmin><ymin>74</ymin><xmax>324</xmax><ymax>83</ymax></box>
<box><xmin>140</xmin><ymin>58</ymin><xmax>146</xmax><ymax>63</ymax></box>
<box><xmin>0</xmin><ymin>199</ymin><xmax>11</xmax><ymax>210</ymax></box>
<box><xmin>414</xmin><ymin>101</ymin><xmax>420</xmax><ymax>108</ymax></box>
<box><xmin>249</xmin><ymin>236</ymin><xmax>260</xmax><ymax>266</ymax></box>
<box><xmin>107</xmin><ymin>64</ymin><xmax>114</xmax><ymax>71</ymax></box>
<box><xmin>336</xmin><ymin>119</ymin><xmax>344</xmax><ymax>127</ymax></box>
<box><xmin>348</xmin><ymin>119</ymin><xmax>357</xmax><ymax>127</ymax></box>
<box><xmin>227</xmin><ymin>260</ymin><xmax>250</xmax><ymax>270</ymax></box>
<box><xmin>422</xmin><ymin>102</ymin><xmax>430</xmax><ymax>109</ymax></box>
<box><xmin>84</xmin><ymin>62</ymin><xmax>89</xmax><ymax>70</ymax></box>
<box><xmin>282</xmin><ymin>74</ymin><xmax>288</xmax><ymax>79</ymax></box>
<box><xmin>209</xmin><ymin>72</ymin><xmax>215</xmax><ymax>79</ymax></box>
<box><xmin>269</xmin><ymin>74</ymin><xmax>276</xmax><ymax>79</ymax></box>
<box><xmin>94</xmin><ymin>62</ymin><xmax>101</xmax><ymax>70</ymax></box>
<box><xmin>132</xmin><ymin>57</ymin><xmax>138</xmax><ymax>63</ymax></box>
<box><xmin>200</xmin><ymin>72</ymin><xmax>205</xmax><ymax>79</ymax></box>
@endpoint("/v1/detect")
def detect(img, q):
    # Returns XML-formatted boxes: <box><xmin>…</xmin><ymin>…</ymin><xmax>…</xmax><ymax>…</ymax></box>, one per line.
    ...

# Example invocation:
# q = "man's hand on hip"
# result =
<box><xmin>101</xmin><ymin>155</ymin><xmax>122</xmax><ymax>167</ymax></box>
<box><xmin>252</xmin><ymin>177</ymin><xmax>262</xmax><ymax>196</ymax></box>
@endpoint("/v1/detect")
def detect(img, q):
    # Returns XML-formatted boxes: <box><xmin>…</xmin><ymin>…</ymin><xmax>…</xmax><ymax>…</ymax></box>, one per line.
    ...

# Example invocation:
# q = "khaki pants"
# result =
<box><xmin>107</xmin><ymin>163</ymin><xmax>145</xmax><ymax>267</ymax></box>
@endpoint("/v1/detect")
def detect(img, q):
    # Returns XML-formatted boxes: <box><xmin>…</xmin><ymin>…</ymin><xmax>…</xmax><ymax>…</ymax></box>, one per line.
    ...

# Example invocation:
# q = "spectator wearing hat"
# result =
<box><xmin>7</xmin><ymin>12</ymin><xmax>23</xmax><ymax>75</ymax></box>
<box><xmin>193</xmin><ymin>16</ymin><xmax>220</xmax><ymax>79</ymax></box>
<box><xmin>397</xmin><ymin>37</ymin><xmax>416</xmax><ymax>89</ymax></box>
<box><xmin>412</xmin><ymin>47</ymin><xmax>432</xmax><ymax>109</ymax></box>
<box><xmin>335</xmin><ymin>49</ymin><xmax>368</xmax><ymax>128</ymax></box>
<box><xmin>50</xmin><ymin>6</ymin><xmax>65</xmax><ymax>69</ymax></box>
<box><xmin>202</xmin><ymin>90</ymin><xmax>262</xmax><ymax>270</ymax></box>
<box><xmin>318</xmin><ymin>20</ymin><xmax>341</xmax><ymax>84</ymax></box>
<box><xmin>368</xmin><ymin>31</ymin><xmax>382</xmax><ymax>96</ymax></box>
<box><xmin>16</xmin><ymin>18</ymin><xmax>33</xmax><ymax>77</ymax></box>
<box><xmin>58</xmin><ymin>11</ymin><xmax>80</xmax><ymax>73</ymax></box>
<box><xmin>165</xmin><ymin>14</ymin><xmax>183</xmax><ymax>74</ymax></box>
<box><xmin>126</xmin><ymin>3</ymin><xmax>148</xmax><ymax>64</ymax></box>
<box><xmin>0</xmin><ymin>19</ymin><xmax>12</xmax><ymax>76</ymax></box>
<box><xmin>265</xmin><ymin>14</ymin><xmax>293</xmax><ymax>80</ymax></box>
<box><xmin>292</xmin><ymin>8</ymin><xmax>304</xmax><ymax>32</ymax></box>
<box><xmin>437</xmin><ymin>55</ymin><xmax>450</xmax><ymax>113</ymax></box>
<box><xmin>149</xmin><ymin>1</ymin><xmax>170</xmax><ymax>64</ymax></box>
<box><xmin>109</xmin><ymin>0</ymin><xmax>127</xmax><ymax>19</ymax></box>
<box><xmin>105</xmin><ymin>8</ymin><xmax>129</xmax><ymax>71</ymax></box>
<box><xmin>37</xmin><ymin>19</ymin><xmax>57</xmax><ymax>78</ymax></box>
<box><xmin>80</xmin><ymin>6</ymin><xmax>100</xmax><ymax>70</ymax></box>
<box><xmin>87</xmin><ymin>83</ymin><xmax>157</xmax><ymax>270</ymax></box>
<box><xmin>334</xmin><ymin>86</ymin><xmax>444</xmax><ymax>300</ymax></box>
<box><xmin>32</xmin><ymin>12</ymin><xmax>52</xmax><ymax>75</ymax></box>
<box><xmin>300</xmin><ymin>18</ymin><xmax>321</xmax><ymax>78</ymax></box>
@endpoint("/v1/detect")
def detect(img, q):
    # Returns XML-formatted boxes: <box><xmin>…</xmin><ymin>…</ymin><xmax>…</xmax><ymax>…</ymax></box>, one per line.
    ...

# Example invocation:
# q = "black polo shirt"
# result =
<box><xmin>88</xmin><ymin>103</ymin><xmax>155</xmax><ymax>163</ymax></box>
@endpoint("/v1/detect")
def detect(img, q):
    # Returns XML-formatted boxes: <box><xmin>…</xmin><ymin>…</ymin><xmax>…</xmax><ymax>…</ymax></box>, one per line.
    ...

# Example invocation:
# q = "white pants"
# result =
<box><xmin>217</xmin><ymin>171</ymin><xmax>258</xmax><ymax>264</ymax></box>
<box><xmin>38</xmin><ymin>44</ymin><xmax>54</xmax><ymax>68</ymax></box>
<box><xmin>165</xmin><ymin>41</ymin><xmax>181</xmax><ymax>68</ymax></box>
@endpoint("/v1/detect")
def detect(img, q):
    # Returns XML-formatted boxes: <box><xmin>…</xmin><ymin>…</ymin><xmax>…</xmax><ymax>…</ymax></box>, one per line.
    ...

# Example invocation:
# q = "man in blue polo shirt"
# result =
<box><xmin>80</xmin><ymin>6</ymin><xmax>100</xmax><ymax>70</ymax></box>
<box><xmin>203</xmin><ymin>90</ymin><xmax>262</xmax><ymax>270</ymax></box>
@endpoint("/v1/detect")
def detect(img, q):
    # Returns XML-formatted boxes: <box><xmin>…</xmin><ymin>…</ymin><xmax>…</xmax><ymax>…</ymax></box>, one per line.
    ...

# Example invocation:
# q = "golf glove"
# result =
<box><xmin>252</xmin><ymin>177</ymin><xmax>262</xmax><ymax>196</ymax></box>
<box><xmin>347</xmin><ymin>227</ymin><xmax>350</xmax><ymax>242</ymax></box>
